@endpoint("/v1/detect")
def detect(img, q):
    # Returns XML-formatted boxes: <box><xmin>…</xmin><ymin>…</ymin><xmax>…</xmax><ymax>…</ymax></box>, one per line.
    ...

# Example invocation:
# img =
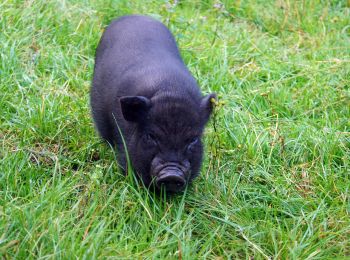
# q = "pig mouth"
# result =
<box><xmin>152</xmin><ymin>163</ymin><xmax>188</xmax><ymax>192</ymax></box>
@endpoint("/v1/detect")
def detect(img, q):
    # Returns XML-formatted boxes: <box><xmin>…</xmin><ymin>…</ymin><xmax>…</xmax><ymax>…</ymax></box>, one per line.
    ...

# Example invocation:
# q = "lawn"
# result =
<box><xmin>1</xmin><ymin>0</ymin><xmax>349</xmax><ymax>258</ymax></box>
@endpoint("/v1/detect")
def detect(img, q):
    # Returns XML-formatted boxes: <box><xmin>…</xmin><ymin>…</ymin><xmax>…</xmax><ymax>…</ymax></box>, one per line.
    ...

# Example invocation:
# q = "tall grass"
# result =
<box><xmin>1</xmin><ymin>0</ymin><xmax>349</xmax><ymax>258</ymax></box>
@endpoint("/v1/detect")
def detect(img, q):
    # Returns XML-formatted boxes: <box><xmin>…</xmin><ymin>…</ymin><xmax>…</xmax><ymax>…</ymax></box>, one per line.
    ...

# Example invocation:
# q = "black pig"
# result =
<box><xmin>91</xmin><ymin>15</ymin><xmax>216</xmax><ymax>192</ymax></box>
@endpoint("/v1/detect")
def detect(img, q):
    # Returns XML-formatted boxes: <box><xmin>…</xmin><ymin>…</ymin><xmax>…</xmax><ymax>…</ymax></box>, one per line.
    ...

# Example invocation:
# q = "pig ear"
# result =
<box><xmin>120</xmin><ymin>96</ymin><xmax>151</xmax><ymax>122</ymax></box>
<box><xmin>200</xmin><ymin>93</ymin><xmax>217</xmax><ymax>123</ymax></box>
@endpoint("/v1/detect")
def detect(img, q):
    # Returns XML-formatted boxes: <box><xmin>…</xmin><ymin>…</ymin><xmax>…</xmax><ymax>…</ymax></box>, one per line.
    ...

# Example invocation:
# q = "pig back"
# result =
<box><xmin>93</xmin><ymin>15</ymin><xmax>194</xmax><ymax>96</ymax></box>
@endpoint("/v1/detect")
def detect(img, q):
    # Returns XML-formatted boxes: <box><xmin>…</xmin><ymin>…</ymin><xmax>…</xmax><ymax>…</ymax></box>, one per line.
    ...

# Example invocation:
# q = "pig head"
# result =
<box><xmin>119</xmin><ymin>92</ymin><xmax>215</xmax><ymax>192</ymax></box>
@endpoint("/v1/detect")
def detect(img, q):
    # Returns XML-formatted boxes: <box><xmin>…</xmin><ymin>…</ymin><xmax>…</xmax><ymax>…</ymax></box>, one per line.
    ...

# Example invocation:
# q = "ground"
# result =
<box><xmin>0</xmin><ymin>0</ymin><xmax>349</xmax><ymax>258</ymax></box>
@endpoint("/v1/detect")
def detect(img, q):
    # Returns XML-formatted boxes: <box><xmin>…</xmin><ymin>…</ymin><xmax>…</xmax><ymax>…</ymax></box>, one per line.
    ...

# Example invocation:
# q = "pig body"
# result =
<box><xmin>91</xmin><ymin>15</ymin><xmax>215</xmax><ymax>192</ymax></box>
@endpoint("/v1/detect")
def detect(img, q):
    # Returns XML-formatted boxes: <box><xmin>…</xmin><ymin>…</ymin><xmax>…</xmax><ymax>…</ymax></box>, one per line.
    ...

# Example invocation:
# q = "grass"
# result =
<box><xmin>0</xmin><ymin>0</ymin><xmax>349</xmax><ymax>258</ymax></box>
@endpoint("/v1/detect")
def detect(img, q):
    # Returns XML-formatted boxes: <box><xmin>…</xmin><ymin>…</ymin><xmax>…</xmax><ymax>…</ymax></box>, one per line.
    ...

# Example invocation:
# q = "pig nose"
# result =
<box><xmin>156</xmin><ymin>169</ymin><xmax>186</xmax><ymax>192</ymax></box>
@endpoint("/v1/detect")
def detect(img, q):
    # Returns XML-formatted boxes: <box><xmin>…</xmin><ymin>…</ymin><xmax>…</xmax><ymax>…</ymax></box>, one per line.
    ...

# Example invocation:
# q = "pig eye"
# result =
<box><xmin>143</xmin><ymin>133</ymin><xmax>158</xmax><ymax>147</ymax></box>
<box><xmin>187</xmin><ymin>137</ymin><xmax>199</xmax><ymax>151</ymax></box>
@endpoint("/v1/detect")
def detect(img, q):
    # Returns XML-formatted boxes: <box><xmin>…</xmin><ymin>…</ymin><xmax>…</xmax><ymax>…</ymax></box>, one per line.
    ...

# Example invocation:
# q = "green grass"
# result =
<box><xmin>1</xmin><ymin>0</ymin><xmax>349</xmax><ymax>258</ymax></box>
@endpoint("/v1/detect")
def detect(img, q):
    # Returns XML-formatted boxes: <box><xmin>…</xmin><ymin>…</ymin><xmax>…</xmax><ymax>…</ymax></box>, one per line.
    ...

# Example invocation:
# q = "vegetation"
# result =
<box><xmin>1</xmin><ymin>0</ymin><xmax>349</xmax><ymax>258</ymax></box>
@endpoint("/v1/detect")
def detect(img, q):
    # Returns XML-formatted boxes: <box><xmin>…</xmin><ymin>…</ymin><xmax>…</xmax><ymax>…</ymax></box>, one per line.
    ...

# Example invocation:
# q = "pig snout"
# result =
<box><xmin>156</xmin><ymin>165</ymin><xmax>186</xmax><ymax>191</ymax></box>
<box><xmin>151</xmin><ymin>159</ymin><xmax>190</xmax><ymax>192</ymax></box>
